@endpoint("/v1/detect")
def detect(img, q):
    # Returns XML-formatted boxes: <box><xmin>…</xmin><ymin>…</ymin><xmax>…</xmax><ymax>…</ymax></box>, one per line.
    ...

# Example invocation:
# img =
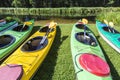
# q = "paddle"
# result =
<box><xmin>104</xmin><ymin>19</ymin><xmax>111</xmax><ymax>32</ymax></box>
<box><xmin>82</xmin><ymin>18</ymin><xmax>88</xmax><ymax>41</ymax></box>
<box><xmin>38</xmin><ymin>21</ymin><xmax>57</xmax><ymax>48</ymax></box>
<box><xmin>20</xmin><ymin>21</ymin><xmax>32</xmax><ymax>32</ymax></box>
<box><xmin>109</xmin><ymin>22</ymin><xmax>115</xmax><ymax>33</ymax></box>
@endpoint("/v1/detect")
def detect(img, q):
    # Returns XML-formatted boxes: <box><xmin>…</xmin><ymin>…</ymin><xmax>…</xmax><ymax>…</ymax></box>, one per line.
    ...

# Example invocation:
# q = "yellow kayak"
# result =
<box><xmin>0</xmin><ymin>21</ymin><xmax>57</xmax><ymax>80</ymax></box>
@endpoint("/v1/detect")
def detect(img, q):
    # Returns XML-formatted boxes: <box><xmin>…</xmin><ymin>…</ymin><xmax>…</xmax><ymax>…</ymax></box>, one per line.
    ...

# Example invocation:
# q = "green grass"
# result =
<box><xmin>32</xmin><ymin>22</ymin><xmax>120</xmax><ymax>80</ymax></box>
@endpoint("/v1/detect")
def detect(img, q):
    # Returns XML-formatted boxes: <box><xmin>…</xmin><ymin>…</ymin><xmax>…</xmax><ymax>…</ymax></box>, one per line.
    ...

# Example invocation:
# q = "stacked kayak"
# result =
<box><xmin>0</xmin><ymin>21</ymin><xmax>57</xmax><ymax>80</ymax></box>
<box><xmin>96</xmin><ymin>20</ymin><xmax>120</xmax><ymax>53</ymax></box>
<box><xmin>0</xmin><ymin>19</ymin><xmax>6</xmax><ymax>26</ymax></box>
<box><xmin>70</xmin><ymin>19</ymin><xmax>112</xmax><ymax>80</ymax></box>
<box><xmin>0</xmin><ymin>21</ymin><xmax>18</xmax><ymax>33</ymax></box>
<box><xmin>0</xmin><ymin>19</ymin><xmax>34</xmax><ymax>60</ymax></box>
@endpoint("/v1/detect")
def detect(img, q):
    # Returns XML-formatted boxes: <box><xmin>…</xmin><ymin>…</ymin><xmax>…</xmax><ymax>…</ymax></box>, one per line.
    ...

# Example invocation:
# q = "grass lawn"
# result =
<box><xmin>32</xmin><ymin>19</ymin><xmax>120</xmax><ymax>80</ymax></box>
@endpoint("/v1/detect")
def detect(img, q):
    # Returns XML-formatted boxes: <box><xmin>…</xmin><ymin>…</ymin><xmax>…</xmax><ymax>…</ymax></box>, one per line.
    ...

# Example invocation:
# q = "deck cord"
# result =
<box><xmin>74</xmin><ymin>53</ymin><xmax>83</xmax><ymax>73</ymax></box>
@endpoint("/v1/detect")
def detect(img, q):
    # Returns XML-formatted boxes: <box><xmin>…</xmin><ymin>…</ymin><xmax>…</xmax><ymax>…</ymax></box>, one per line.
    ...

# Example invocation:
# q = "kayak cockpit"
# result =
<box><xmin>0</xmin><ymin>35</ymin><xmax>15</xmax><ymax>49</ymax></box>
<box><xmin>103</xmin><ymin>27</ymin><xmax>119</xmax><ymax>33</ymax></box>
<box><xmin>13</xmin><ymin>25</ymin><xmax>29</xmax><ymax>32</ymax></box>
<box><xmin>39</xmin><ymin>26</ymin><xmax>54</xmax><ymax>32</ymax></box>
<box><xmin>21</xmin><ymin>36</ymin><xmax>48</xmax><ymax>52</ymax></box>
<box><xmin>75</xmin><ymin>23</ymin><xmax>88</xmax><ymax>30</ymax></box>
<box><xmin>75</xmin><ymin>32</ymin><xmax>97</xmax><ymax>46</ymax></box>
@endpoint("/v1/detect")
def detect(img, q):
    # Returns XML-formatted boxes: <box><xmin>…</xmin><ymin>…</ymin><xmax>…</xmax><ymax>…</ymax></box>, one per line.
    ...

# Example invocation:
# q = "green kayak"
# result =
<box><xmin>96</xmin><ymin>20</ymin><xmax>120</xmax><ymax>53</ymax></box>
<box><xmin>70</xmin><ymin>20</ymin><xmax>112</xmax><ymax>80</ymax></box>
<box><xmin>0</xmin><ymin>21</ymin><xmax>18</xmax><ymax>33</ymax></box>
<box><xmin>0</xmin><ymin>19</ymin><xmax>34</xmax><ymax>60</ymax></box>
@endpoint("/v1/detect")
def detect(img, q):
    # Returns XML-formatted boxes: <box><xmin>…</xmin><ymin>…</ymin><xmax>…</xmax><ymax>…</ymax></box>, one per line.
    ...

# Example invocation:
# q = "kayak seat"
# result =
<box><xmin>13</xmin><ymin>25</ymin><xmax>29</xmax><ymax>32</ymax></box>
<box><xmin>0</xmin><ymin>64</ymin><xmax>23</xmax><ymax>80</ymax></box>
<box><xmin>39</xmin><ymin>26</ymin><xmax>54</xmax><ymax>32</ymax></box>
<box><xmin>21</xmin><ymin>36</ymin><xmax>48</xmax><ymax>52</ymax></box>
<box><xmin>103</xmin><ymin>27</ymin><xmax>119</xmax><ymax>33</ymax></box>
<box><xmin>75</xmin><ymin>23</ymin><xmax>88</xmax><ymax>30</ymax></box>
<box><xmin>75</xmin><ymin>32</ymin><xmax>97</xmax><ymax>46</ymax></box>
<box><xmin>0</xmin><ymin>35</ymin><xmax>15</xmax><ymax>49</ymax></box>
<box><xmin>79</xmin><ymin>53</ymin><xmax>110</xmax><ymax>77</ymax></box>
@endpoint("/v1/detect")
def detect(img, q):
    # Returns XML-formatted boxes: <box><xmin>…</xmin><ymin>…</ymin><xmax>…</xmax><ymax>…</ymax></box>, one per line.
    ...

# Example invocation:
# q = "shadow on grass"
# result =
<box><xmin>32</xmin><ymin>26</ymin><xmax>68</xmax><ymax>80</ymax></box>
<box><xmin>30</xmin><ymin>26</ymin><xmax>41</xmax><ymax>36</ymax></box>
<box><xmin>96</xmin><ymin>35</ymin><xmax>100</xmax><ymax>39</ymax></box>
<box><xmin>97</xmin><ymin>40</ymin><xmax>120</xmax><ymax>80</ymax></box>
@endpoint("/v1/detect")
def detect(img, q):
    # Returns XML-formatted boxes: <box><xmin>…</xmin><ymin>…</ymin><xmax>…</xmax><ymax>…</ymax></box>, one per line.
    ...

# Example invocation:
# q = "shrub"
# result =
<box><xmin>96</xmin><ymin>12</ymin><xmax>120</xmax><ymax>25</ymax></box>
<box><xmin>5</xmin><ymin>16</ymin><xmax>13</xmax><ymax>22</ymax></box>
<box><xmin>5</xmin><ymin>16</ymin><xmax>21</xmax><ymax>23</ymax></box>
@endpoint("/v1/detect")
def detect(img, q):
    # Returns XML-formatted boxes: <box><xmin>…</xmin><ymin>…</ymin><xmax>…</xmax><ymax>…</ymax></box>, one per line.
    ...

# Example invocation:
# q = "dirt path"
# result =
<box><xmin>34</xmin><ymin>18</ymin><xmax>95</xmax><ymax>26</ymax></box>
<box><xmin>34</xmin><ymin>18</ymin><xmax>78</xmax><ymax>26</ymax></box>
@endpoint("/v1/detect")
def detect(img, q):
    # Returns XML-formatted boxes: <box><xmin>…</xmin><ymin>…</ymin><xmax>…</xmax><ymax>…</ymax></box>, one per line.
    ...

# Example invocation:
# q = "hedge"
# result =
<box><xmin>0</xmin><ymin>7</ymin><xmax>120</xmax><ymax>17</ymax></box>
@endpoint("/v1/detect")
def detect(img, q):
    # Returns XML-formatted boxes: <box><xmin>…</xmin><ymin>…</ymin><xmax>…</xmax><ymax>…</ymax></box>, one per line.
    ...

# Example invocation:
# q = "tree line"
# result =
<box><xmin>0</xmin><ymin>0</ymin><xmax>120</xmax><ymax>8</ymax></box>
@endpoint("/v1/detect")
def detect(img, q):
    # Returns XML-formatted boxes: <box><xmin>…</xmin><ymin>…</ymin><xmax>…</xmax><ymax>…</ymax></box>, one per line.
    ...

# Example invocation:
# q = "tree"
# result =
<box><xmin>12</xmin><ymin>0</ymin><xmax>23</xmax><ymax>7</ymax></box>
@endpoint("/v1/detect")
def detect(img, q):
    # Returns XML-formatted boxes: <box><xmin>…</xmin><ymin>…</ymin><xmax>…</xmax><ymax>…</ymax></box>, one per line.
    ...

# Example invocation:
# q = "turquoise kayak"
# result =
<box><xmin>0</xmin><ymin>21</ymin><xmax>18</xmax><ymax>33</ymax></box>
<box><xmin>0</xmin><ymin>19</ymin><xmax>34</xmax><ymax>60</ymax></box>
<box><xmin>96</xmin><ymin>20</ymin><xmax>120</xmax><ymax>53</ymax></box>
<box><xmin>70</xmin><ymin>20</ymin><xmax>112</xmax><ymax>80</ymax></box>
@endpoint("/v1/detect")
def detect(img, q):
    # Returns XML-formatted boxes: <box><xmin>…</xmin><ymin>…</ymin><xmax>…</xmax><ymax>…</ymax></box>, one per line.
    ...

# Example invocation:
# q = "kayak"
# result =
<box><xmin>0</xmin><ymin>19</ymin><xmax>6</xmax><ymax>26</ymax></box>
<box><xmin>0</xmin><ymin>21</ymin><xmax>18</xmax><ymax>33</ymax></box>
<box><xmin>0</xmin><ymin>19</ymin><xmax>34</xmax><ymax>60</ymax></box>
<box><xmin>0</xmin><ymin>21</ymin><xmax>57</xmax><ymax>80</ymax></box>
<box><xmin>70</xmin><ymin>20</ymin><xmax>112</xmax><ymax>80</ymax></box>
<box><xmin>96</xmin><ymin>20</ymin><xmax>120</xmax><ymax>53</ymax></box>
